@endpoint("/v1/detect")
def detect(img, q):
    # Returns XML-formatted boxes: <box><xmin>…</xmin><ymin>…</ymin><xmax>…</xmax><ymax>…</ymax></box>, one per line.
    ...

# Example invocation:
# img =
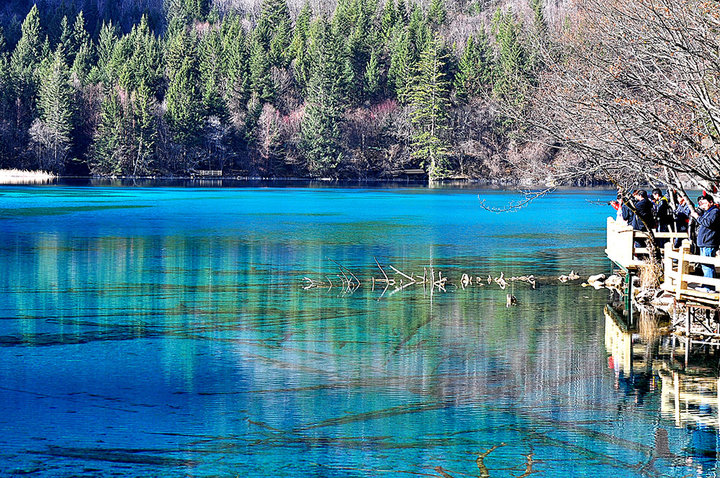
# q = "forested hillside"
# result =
<box><xmin>0</xmin><ymin>0</ymin><xmax>569</xmax><ymax>179</ymax></box>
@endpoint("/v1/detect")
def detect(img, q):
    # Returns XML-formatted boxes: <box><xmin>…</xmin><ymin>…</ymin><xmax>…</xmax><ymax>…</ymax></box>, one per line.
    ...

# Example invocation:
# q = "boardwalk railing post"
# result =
<box><xmin>677</xmin><ymin>240</ymin><xmax>691</xmax><ymax>300</ymax></box>
<box><xmin>663</xmin><ymin>241</ymin><xmax>673</xmax><ymax>290</ymax></box>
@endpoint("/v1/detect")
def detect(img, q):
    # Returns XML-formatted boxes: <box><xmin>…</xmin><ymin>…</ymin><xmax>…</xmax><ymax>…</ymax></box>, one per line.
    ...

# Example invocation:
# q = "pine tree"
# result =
<box><xmin>300</xmin><ymin>23</ymin><xmax>344</xmax><ymax>177</ymax></box>
<box><xmin>364</xmin><ymin>47</ymin><xmax>381</xmax><ymax>98</ymax></box>
<box><xmin>91</xmin><ymin>86</ymin><xmax>124</xmax><ymax>175</ymax></box>
<box><xmin>59</xmin><ymin>16</ymin><xmax>72</xmax><ymax>53</ymax></box>
<box><xmin>388</xmin><ymin>27</ymin><xmax>414</xmax><ymax>102</ymax></box>
<box><xmin>165</xmin><ymin>56</ymin><xmax>205</xmax><ymax>151</ymax></box>
<box><xmin>220</xmin><ymin>14</ymin><xmax>249</xmax><ymax>108</ymax></box>
<box><xmin>34</xmin><ymin>46</ymin><xmax>74</xmax><ymax>171</ymax></box>
<box><xmin>0</xmin><ymin>26</ymin><xmax>6</xmax><ymax>59</ymax></box>
<box><xmin>529</xmin><ymin>0</ymin><xmax>547</xmax><ymax>41</ymax></box>
<box><xmin>116</xmin><ymin>15</ymin><xmax>162</xmax><ymax>92</ymax></box>
<box><xmin>255</xmin><ymin>0</ymin><xmax>292</xmax><ymax>68</ymax></box>
<box><xmin>427</xmin><ymin>0</ymin><xmax>446</xmax><ymax>30</ymax></box>
<box><xmin>491</xmin><ymin>8</ymin><xmax>532</xmax><ymax>107</ymax></box>
<box><xmin>289</xmin><ymin>2</ymin><xmax>312</xmax><ymax>89</ymax></box>
<box><xmin>380</xmin><ymin>0</ymin><xmax>397</xmax><ymax>40</ymax></box>
<box><xmin>70</xmin><ymin>12</ymin><xmax>93</xmax><ymax>83</ymax></box>
<box><xmin>165</xmin><ymin>25</ymin><xmax>197</xmax><ymax>83</ymax></box>
<box><xmin>249</xmin><ymin>32</ymin><xmax>274</xmax><ymax>103</ymax></box>
<box><xmin>89</xmin><ymin>21</ymin><xmax>117</xmax><ymax>84</ymax></box>
<box><xmin>11</xmin><ymin>5</ymin><xmax>44</xmax><ymax>101</ymax></box>
<box><xmin>410</xmin><ymin>33</ymin><xmax>450</xmax><ymax>180</ymax></box>
<box><xmin>130</xmin><ymin>81</ymin><xmax>157</xmax><ymax>175</ymax></box>
<box><xmin>454</xmin><ymin>31</ymin><xmax>492</xmax><ymax>102</ymax></box>
<box><xmin>199</xmin><ymin>27</ymin><xmax>226</xmax><ymax>118</ymax></box>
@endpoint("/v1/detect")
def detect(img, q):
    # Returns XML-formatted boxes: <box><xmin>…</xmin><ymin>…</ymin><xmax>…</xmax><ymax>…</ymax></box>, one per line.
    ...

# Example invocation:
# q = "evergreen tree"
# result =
<box><xmin>380</xmin><ymin>0</ymin><xmax>397</xmax><ymax>40</ymax></box>
<box><xmin>199</xmin><ymin>27</ymin><xmax>226</xmax><ymax>118</ymax></box>
<box><xmin>113</xmin><ymin>15</ymin><xmax>162</xmax><ymax>92</ymax></box>
<box><xmin>301</xmin><ymin>22</ymin><xmax>344</xmax><ymax>177</ymax></box>
<box><xmin>220</xmin><ymin>14</ymin><xmax>249</xmax><ymax>109</ymax></box>
<box><xmin>454</xmin><ymin>31</ymin><xmax>492</xmax><ymax>101</ymax></box>
<box><xmin>529</xmin><ymin>0</ymin><xmax>547</xmax><ymax>41</ymax></box>
<box><xmin>89</xmin><ymin>21</ymin><xmax>117</xmax><ymax>84</ymax></box>
<box><xmin>130</xmin><ymin>81</ymin><xmax>157</xmax><ymax>175</ymax></box>
<box><xmin>33</xmin><ymin>46</ymin><xmax>74</xmax><ymax>171</ymax></box>
<box><xmin>255</xmin><ymin>0</ymin><xmax>292</xmax><ymax>68</ymax></box>
<box><xmin>91</xmin><ymin>86</ymin><xmax>124</xmax><ymax>175</ymax></box>
<box><xmin>427</xmin><ymin>0</ymin><xmax>446</xmax><ymax>30</ymax></box>
<box><xmin>11</xmin><ymin>4</ymin><xmax>44</xmax><ymax>104</ymax></box>
<box><xmin>410</xmin><ymin>33</ymin><xmax>450</xmax><ymax>180</ymax></box>
<box><xmin>388</xmin><ymin>27</ymin><xmax>414</xmax><ymax>102</ymax></box>
<box><xmin>491</xmin><ymin>8</ymin><xmax>532</xmax><ymax>107</ymax></box>
<box><xmin>289</xmin><ymin>2</ymin><xmax>312</xmax><ymax>89</ymax></box>
<box><xmin>165</xmin><ymin>56</ymin><xmax>205</xmax><ymax>151</ymax></box>
<box><xmin>0</xmin><ymin>26</ymin><xmax>6</xmax><ymax>58</ymax></box>
<box><xmin>364</xmin><ymin>47</ymin><xmax>381</xmax><ymax>98</ymax></box>
<box><xmin>166</xmin><ymin>0</ymin><xmax>210</xmax><ymax>26</ymax></box>
<box><xmin>165</xmin><ymin>25</ymin><xmax>197</xmax><ymax>83</ymax></box>
<box><xmin>249</xmin><ymin>32</ymin><xmax>274</xmax><ymax>103</ymax></box>
<box><xmin>59</xmin><ymin>16</ymin><xmax>72</xmax><ymax>53</ymax></box>
<box><xmin>70</xmin><ymin>12</ymin><xmax>93</xmax><ymax>82</ymax></box>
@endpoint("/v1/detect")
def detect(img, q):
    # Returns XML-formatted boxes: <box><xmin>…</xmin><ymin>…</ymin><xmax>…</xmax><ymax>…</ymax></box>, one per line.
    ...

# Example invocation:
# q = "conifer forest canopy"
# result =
<box><xmin>0</xmin><ymin>0</ymin><xmax>719</xmax><ymax>187</ymax></box>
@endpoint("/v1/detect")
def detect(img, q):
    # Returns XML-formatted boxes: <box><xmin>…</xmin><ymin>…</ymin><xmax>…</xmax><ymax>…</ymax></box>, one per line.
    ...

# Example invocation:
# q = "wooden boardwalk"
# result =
<box><xmin>605</xmin><ymin>217</ymin><xmax>720</xmax><ymax>347</ymax></box>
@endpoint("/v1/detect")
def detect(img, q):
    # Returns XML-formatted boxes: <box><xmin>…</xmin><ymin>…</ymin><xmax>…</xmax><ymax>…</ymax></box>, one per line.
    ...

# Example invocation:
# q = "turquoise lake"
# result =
<box><xmin>0</xmin><ymin>184</ymin><xmax>716</xmax><ymax>477</ymax></box>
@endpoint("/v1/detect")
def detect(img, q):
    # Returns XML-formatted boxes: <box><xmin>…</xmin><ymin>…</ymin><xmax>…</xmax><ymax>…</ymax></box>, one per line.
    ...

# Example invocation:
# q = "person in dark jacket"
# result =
<box><xmin>631</xmin><ymin>190</ymin><xmax>655</xmax><ymax>232</ymax></box>
<box><xmin>673</xmin><ymin>194</ymin><xmax>691</xmax><ymax>248</ymax></box>
<box><xmin>652</xmin><ymin>188</ymin><xmax>673</xmax><ymax>232</ymax></box>
<box><xmin>690</xmin><ymin>194</ymin><xmax>720</xmax><ymax>285</ymax></box>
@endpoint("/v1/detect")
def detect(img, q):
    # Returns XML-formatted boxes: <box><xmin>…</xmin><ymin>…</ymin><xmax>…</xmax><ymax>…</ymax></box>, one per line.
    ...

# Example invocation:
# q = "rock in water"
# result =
<box><xmin>587</xmin><ymin>273</ymin><xmax>606</xmax><ymax>286</ymax></box>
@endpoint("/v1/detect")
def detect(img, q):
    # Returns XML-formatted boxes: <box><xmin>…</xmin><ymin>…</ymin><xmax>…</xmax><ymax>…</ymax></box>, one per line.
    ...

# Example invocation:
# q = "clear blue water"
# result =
<box><xmin>0</xmin><ymin>185</ymin><xmax>715</xmax><ymax>477</ymax></box>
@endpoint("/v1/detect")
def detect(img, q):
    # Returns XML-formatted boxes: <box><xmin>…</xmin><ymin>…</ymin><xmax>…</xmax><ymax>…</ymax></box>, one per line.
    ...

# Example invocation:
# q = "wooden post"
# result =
<box><xmin>625</xmin><ymin>272</ymin><xmax>633</xmax><ymax>324</ymax></box>
<box><xmin>677</xmin><ymin>240</ymin><xmax>691</xmax><ymax>300</ymax></box>
<box><xmin>663</xmin><ymin>241</ymin><xmax>673</xmax><ymax>290</ymax></box>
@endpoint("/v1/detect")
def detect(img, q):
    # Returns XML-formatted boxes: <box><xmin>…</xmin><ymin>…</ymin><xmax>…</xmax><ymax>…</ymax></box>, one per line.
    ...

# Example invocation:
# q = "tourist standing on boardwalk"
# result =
<box><xmin>610</xmin><ymin>193</ymin><xmax>634</xmax><ymax>226</ymax></box>
<box><xmin>690</xmin><ymin>194</ymin><xmax>720</xmax><ymax>285</ymax></box>
<box><xmin>651</xmin><ymin>189</ymin><xmax>673</xmax><ymax>232</ymax></box>
<box><xmin>631</xmin><ymin>190</ymin><xmax>655</xmax><ymax>232</ymax></box>
<box><xmin>673</xmin><ymin>194</ymin><xmax>691</xmax><ymax>248</ymax></box>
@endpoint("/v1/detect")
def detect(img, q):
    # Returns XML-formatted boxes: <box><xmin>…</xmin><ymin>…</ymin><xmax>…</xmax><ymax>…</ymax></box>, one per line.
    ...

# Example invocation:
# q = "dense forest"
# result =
<box><xmin>2</xmin><ymin>0</ymin><xmax>717</xmax><ymax>189</ymax></box>
<box><xmin>0</xmin><ymin>0</ymin><xmax>565</xmax><ymax>180</ymax></box>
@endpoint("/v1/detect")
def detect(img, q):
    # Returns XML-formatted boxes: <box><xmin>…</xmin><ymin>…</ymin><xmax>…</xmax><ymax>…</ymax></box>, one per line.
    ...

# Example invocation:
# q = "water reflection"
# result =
<box><xmin>605</xmin><ymin>305</ymin><xmax>720</xmax><ymax>474</ymax></box>
<box><xmin>3</xmin><ymin>186</ymin><xmax>718</xmax><ymax>477</ymax></box>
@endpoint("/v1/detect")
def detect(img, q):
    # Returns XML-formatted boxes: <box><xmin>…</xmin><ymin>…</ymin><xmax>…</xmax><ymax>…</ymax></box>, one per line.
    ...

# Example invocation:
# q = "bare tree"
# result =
<box><xmin>529</xmin><ymin>0</ymin><xmax>720</xmax><ymax>195</ymax></box>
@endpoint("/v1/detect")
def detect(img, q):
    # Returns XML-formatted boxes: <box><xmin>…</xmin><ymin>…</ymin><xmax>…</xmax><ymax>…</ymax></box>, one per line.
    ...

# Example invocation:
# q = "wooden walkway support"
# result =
<box><xmin>605</xmin><ymin>217</ymin><xmax>688</xmax><ymax>323</ymax></box>
<box><xmin>605</xmin><ymin>216</ymin><xmax>720</xmax><ymax>352</ymax></box>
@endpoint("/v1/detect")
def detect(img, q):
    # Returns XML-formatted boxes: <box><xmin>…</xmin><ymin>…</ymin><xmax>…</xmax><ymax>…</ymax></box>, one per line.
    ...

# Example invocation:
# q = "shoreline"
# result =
<box><xmin>0</xmin><ymin>172</ymin><xmax>613</xmax><ymax>189</ymax></box>
<box><xmin>0</xmin><ymin>169</ymin><xmax>56</xmax><ymax>184</ymax></box>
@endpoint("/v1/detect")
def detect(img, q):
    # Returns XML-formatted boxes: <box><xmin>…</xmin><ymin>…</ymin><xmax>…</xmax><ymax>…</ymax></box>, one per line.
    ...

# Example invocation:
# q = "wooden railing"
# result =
<box><xmin>606</xmin><ymin>217</ymin><xmax>688</xmax><ymax>270</ymax></box>
<box><xmin>662</xmin><ymin>240</ymin><xmax>720</xmax><ymax>305</ymax></box>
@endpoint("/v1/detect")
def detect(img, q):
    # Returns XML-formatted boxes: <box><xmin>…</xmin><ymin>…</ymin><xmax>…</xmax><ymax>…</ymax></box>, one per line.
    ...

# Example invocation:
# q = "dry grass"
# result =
<box><xmin>0</xmin><ymin>169</ymin><xmax>56</xmax><ymax>184</ymax></box>
<box><xmin>639</xmin><ymin>259</ymin><xmax>662</xmax><ymax>289</ymax></box>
